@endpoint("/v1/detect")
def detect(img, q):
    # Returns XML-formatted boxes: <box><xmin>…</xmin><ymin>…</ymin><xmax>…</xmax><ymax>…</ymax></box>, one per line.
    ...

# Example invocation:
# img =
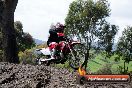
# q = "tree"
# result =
<box><xmin>65</xmin><ymin>0</ymin><xmax>110</xmax><ymax>69</ymax></box>
<box><xmin>14</xmin><ymin>21</ymin><xmax>35</xmax><ymax>52</ymax></box>
<box><xmin>116</xmin><ymin>26</ymin><xmax>132</xmax><ymax>73</ymax></box>
<box><xmin>98</xmin><ymin>23</ymin><xmax>118</xmax><ymax>57</ymax></box>
<box><xmin>0</xmin><ymin>0</ymin><xmax>19</xmax><ymax>63</ymax></box>
<box><xmin>117</xmin><ymin>26</ymin><xmax>132</xmax><ymax>63</ymax></box>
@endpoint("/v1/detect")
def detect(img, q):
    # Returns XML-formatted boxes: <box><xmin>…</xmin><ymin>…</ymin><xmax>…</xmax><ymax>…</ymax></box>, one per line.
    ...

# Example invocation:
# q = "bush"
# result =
<box><xmin>110</xmin><ymin>54</ymin><xmax>120</xmax><ymax>62</ymax></box>
<box><xmin>117</xmin><ymin>65</ymin><xmax>129</xmax><ymax>74</ymax></box>
<box><xmin>18</xmin><ymin>49</ymin><xmax>36</xmax><ymax>65</ymax></box>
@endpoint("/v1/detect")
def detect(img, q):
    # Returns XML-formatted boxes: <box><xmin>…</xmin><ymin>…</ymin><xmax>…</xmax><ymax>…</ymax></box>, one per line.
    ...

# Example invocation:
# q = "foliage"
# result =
<box><xmin>65</xmin><ymin>0</ymin><xmax>110</xmax><ymax>38</ymax></box>
<box><xmin>117</xmin><ymin>26</ymin><xmax>132</xmax><ymax>63</ymax></box>
<box><xmin>0</xmin><ymin>21</ymin><xmax>35</xmax><ymax>61</ymax></box>
<box><xmin>98</xmin><ymin>23</ymin><xmax>118</xmax><ymax>57</ymax></box>
<box><xmin>65</xmin><ymin>0</ymin><xmax>118</xmax><ymax>69</ymax></box>
<box><xmin>14</xmin><ymin>21</ymin><xmax>35</xmax><ymax>52</ymax></box>
<box><xmin>110</xmin><ymin>53</ymin><xmax>120</xmax><ymax>62</ymax></box>
<box><xmin>117</xmin><ymin>65</ymin><xmax>129</xmax><ymax>74</ymax></box>
<box><xmin>18</xmin><ymin>49</ymin><xmax>36</xmax><ymax>64</ymax></box>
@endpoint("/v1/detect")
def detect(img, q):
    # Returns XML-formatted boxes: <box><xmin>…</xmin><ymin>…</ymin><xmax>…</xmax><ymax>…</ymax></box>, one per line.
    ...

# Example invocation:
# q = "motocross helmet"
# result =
<box><xmin>55</xmin><ymin>22</ymin><xmax>65</xmax><ymax>32</ymax></box>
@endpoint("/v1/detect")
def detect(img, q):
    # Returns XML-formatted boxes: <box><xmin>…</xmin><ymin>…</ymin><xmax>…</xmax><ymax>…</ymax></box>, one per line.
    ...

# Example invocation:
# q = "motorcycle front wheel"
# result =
<box><xmin>68</xmin><ymin>43</ymin><xmax>86</xmax><ymax>70</ymax></box>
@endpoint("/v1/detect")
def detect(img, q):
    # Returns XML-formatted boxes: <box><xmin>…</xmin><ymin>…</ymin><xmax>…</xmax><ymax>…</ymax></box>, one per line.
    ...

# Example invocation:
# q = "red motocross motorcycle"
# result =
<box><xmin>35</xmin><ymin>37</ymin><xmax>86</xmax><ymax>70</ymax></box>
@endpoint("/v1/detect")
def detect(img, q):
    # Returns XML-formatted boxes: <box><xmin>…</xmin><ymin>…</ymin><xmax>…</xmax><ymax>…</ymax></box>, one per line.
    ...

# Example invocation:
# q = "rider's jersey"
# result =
<box><xmin>57</xmin><ymin>33</ymin><xmax>65</xmax><ymax>42</ymax></box>
<box><xmin>47</xmin><ymin>28</ymin><xmax>65</xmax><ymax>47</ymax></box>
<box><xmin>47</xmin><ymin>28</ymin><xmax>59</xmax><ymax>46</ymax></box>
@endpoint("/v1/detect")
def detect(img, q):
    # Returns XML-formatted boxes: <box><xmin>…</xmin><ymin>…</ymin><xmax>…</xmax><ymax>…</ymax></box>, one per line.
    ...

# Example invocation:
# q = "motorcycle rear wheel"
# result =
<box><xmin>69</xmin><ymin>43</ymin><xmax>86</xmax><ymax>70</ymax></box>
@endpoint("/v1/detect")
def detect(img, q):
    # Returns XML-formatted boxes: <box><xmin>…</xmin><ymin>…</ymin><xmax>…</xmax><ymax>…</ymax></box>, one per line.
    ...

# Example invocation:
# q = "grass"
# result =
<box><xmin>86</xmin><ymin>53</ymin><xmax>132</xmax><ymax>74</ymax></box>
<box><xmin>88</xmin><ymin>60</ymin><xmax>102</xmax><ymax>72</ymax></box>
<box><xmin>87</xmin><ymin>54</ymin><xmax>107</xmax><ymax>73</ymax></box>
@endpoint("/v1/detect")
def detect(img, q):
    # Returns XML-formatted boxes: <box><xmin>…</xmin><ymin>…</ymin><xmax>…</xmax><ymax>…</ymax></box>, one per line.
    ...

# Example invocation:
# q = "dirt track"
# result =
<box><xmin>0</xmin><ymin>62</ymin><xmax>132</xmax><ymax>88</ymax></box>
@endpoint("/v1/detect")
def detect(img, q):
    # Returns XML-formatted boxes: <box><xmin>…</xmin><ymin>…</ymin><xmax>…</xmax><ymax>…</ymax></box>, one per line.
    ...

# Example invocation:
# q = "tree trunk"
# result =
<box><xmin>0</xmin><ymin>0</ymin><xmax>19</xmax><ymax>63</ymax></box>
<box><xmin>81</xmin><ymin>37</ymin><xmax>90</xmax><ymax>71</ymax></box>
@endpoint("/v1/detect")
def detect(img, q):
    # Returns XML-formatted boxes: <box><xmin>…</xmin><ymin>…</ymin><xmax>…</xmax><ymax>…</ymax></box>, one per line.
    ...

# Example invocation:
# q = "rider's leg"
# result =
<box><xmin>50</xmin><ymin>42</ymin><xmax>58</xmax><ymax>59</ymax></box>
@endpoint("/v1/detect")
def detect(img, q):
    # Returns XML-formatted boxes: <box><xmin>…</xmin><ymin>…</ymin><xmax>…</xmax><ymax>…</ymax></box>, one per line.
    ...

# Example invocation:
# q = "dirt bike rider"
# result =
<box><xmin>47</xmin><ymin>22</ymin><xmax>66</xmax><ymax>59</ymax></box>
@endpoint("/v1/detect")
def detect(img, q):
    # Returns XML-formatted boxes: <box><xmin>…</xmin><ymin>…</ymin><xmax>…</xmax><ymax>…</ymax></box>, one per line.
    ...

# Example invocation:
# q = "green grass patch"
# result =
<box><xmin>86</xmin><ymin>53</ymin><xmax>132</xmax><ymax>74</ymax></box>
<box><xmin>88</xmin><ymin>60</ymin><xmax>103</xmax><ymax>72</ymax></box>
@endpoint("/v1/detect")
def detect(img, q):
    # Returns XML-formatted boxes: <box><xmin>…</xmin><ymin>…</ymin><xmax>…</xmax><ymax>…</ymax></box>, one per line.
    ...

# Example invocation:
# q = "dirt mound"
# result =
<box><xmin>0</xmin><ymin>62</ymin><xmax>51</xmax><ymax>88</ymax></box>
<box><xmin>0</xmin><ymin>62</ymin><xmax>131</xmax><ymax>88</ymax></box>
